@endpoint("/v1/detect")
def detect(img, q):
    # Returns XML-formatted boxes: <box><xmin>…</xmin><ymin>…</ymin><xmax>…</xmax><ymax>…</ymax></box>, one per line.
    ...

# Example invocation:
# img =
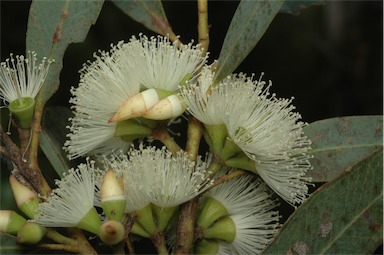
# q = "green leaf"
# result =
<box><xmin>304</xmin><ymin>116</ymin><xmax>383</xmax><ymax>182</ymax></box>
<box><xmin>26</xmin><ymin>0</ymin><xmax>104</xmax><ymax>105</ymax></box>
<box><xmin>263</xmin><ymin>150</ymin><xmax>383</xmax><ymax>254</ymax></box>
<box><xmin>111</xmin><ymin>0</ymin><xmax>171</xmax><ymax>36</ymax></box>
<box><xmin>280</xmin><ymin>0</ymin><xmax>325</xmax><ymax>15</ymax></box>
<box><xmin>0</xmin><ymin>233</ymin><xmax>23</xmax><ymax>254</ymax></box>
<box><xmin>213</xmin><ymin>0</ymin><xmax>284</xmax><ymax>83</ymax></box>
<box><xmin>40</xmin><ymin>107</ymin><xmax>73</xmax><ymax>178</ymax></box>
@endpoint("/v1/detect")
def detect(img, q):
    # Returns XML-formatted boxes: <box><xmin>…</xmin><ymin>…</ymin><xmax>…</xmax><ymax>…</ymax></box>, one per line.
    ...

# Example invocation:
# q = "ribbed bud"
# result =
<box><xmin>204</xmin><ymin>216</ymin><xmax>236</xmax><ymax>243</ymax></box>
<box><xmin>197</xmin><ymin>197</ymin><xmax>228</xmax><ymax>229</ymax></box>
<box><xmin>0</xmin><ymin>210</ymin><xmax>27</xmax><ymax>234</ymax></box>
<box><xmin>194</xmin><ymin>239</ymin><xmax>219</xmax><ymax>255</ymax></box>
<box><xmin>9</xmin><ymin>175</ymin><xmax>39</xmax><ymax>218</ymax></box>
<box><xmin>99</xmin><ymin>220</ymin><xmax>125</xmax><ymax>245</ymax></box>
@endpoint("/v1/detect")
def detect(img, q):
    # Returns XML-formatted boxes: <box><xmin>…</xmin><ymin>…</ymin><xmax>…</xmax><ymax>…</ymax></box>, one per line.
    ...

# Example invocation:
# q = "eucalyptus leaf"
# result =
<box><xmin>304</xmin><ymin>116</ymin><xmax>383</xmax><ymax>182</ymax></box>
<box><xmin>40</xmin><ymin>107</ymin><xmax>73</xmax><ymax>178</ymax></box>
<box><xmin>0</xmin><ymin>233</ymin><xmax>24</xmax><ymax>254</ymax></box>
<box><xmin>26</xmin><ymin>0</ymin><xmax>104</xmax><ymax>105</ymax></box>
<box><xmin>263</xmin><ymin>150</ymin><xmax>383</xmax><ymax>254</ymax></box>
<box><xmin>280</xmin><ymin>0</ymin><xmax>325</xmax><ymax>15</ymax></box>
<box><xmin>112</xmin><ymin>0</ymin><xmax>171</xmax><ymax>36</ymax></box>
<box><xmin>213</xmin><ymin>0</ymin><xmax>284</xmax><ymax>83</ymax></box>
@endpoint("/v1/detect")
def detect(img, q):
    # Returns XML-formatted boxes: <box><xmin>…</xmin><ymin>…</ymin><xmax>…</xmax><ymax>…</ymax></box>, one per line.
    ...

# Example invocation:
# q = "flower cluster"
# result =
<box><xmin>1</xmin><ymin>34</ymin><xmax>313</xmax><ymax>254</ymax></box>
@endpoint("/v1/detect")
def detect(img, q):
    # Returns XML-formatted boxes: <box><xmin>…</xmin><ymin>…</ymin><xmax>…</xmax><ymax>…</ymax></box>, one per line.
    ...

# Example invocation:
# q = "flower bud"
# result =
<box><xmin>9</xmin><ymin>175</ymin><xmax>39</xmax><ymax>218</ymax></box>
<box><xmin>204</xmin><ymin>216</ymin><xmax>236</xmax><ymax>243</ymax></box>
<box><xmin>143</xmin><ymin>94</ymin><xmax>185</xmax><ymax>120</ymax></box>
<box><xmin>101</xmin><ymin>169</ymin><xmax>126</xmax><ymax>221</ymax></box>
<box><xmin>8</xmin><ymin>97</ymin><xmax>36</xmax><ymax>128</ymax></box>
<box><xmin>109</xmin><ymin>89</ymin><xmax>174</xmax><ymax>122</ymax></box>
<box><xmin>194</xmin><ymin>239</ymin><xmax>219</xmax><ymax>255</ymax></box>
<box><xmin>197</xmin><ymin>197</ymin><xmax>228</xmax><ymax>229</ymax></box>
<box><xmin>99</xmin><ymin>220</ymin><xmax>125</xmax><ymax>245</ymax></box>
<box><xmin>17</xmin><ymin>222</ymin><xmax>46</xmax><ymax>245</ymax></box>
<box><xmin>0</xmin><ymin>210</ymin><xmax>27</xmax><ymax>234</ymax></box>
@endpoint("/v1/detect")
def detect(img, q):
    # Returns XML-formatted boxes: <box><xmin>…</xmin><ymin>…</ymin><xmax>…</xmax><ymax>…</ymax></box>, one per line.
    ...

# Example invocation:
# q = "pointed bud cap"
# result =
<box><xmin>17</xmin><ymin>222</ymin><xmax>46</xmax><ymax>245</ymax></box>
<box><xmin>99</xmin><ymin>220</ymin><xmax>125</xmax><ymax>245</ymax></box>
<box><xmin>0</xmin><ymin>210</ymin><xmax>27</xmax><ymax>234</ymax></box>
<box><xmin>101</xmin><ymin>169</ymin><xmax>126</xmax><ymax>221</ymax></box>
<box><xmin>9</xmin><ymin>175</ymin><xmax>39</xmax><ymax>218</ymax></box>
<box><xmin>194</xmin><ymin>239</ymin><xmax>219</xmax><ymax>255</ymax></box>
<box><xmin>109</xmin><ymin>89</ymin><xmax>174</xmax><ymax>122</ymax></box>
<box><xmin>205</xmin><ymin>216</ymin><xmax>236</xmax><ymax>242</ymax></box>
<box><xmin>197</xmin><ymin>197</ymin><xmax>228</xmax><ymax>229</ymax></box>
<box><xmin>143</xmin><ymin>94</ymin><xmax>185</xmax><ymax>120</ymax></box>
<box><xmin>8</xmin><ymin>97</ymin><xmax>35</xmax><ymax>128</ymax></box>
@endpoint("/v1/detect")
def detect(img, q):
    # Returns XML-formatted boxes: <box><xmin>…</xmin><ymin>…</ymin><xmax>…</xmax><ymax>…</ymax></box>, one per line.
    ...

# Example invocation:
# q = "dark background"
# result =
<box><xmin>1</xmin><ymin>0</ymin><xmax>383</xmax><ymax>254</ymax></box>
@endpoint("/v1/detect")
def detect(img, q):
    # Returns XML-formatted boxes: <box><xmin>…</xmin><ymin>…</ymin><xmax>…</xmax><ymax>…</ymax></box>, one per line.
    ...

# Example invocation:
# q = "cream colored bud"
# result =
<box><xmin>9</xmin><ymin>175</ymin><xmax>39</xmax><ymax>218</ymax></box>
<box><xmin>143</xmin><ymin>94</ymin><xmax>185</xmax><ymax>120</ymax></box>
<box><xmin>101</xmin><ymin>169</ymin><xmax>126</xmax><ymax>221</ymax></box>
<box><xmin>0</xmin><ymin>210</ymin><xmax>27</xmax><ymax>234</ymax></box>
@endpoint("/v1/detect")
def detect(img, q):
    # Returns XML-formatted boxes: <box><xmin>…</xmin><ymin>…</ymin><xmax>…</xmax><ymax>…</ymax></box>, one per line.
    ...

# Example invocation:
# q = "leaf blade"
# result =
<box><xmin>111</xmin><ymin>0</ymin><xmax>171</xmax><ymax>36</ymax></box>
<box><xmin>26</xmin><ymin>0</ymin><xmax>104</xmax><ymax>104</ymax></box>
<box><xmin>263</xmin><ymin>150</ymin><xmax>383</xmax><ymax>254</ymax></box>
<box><xmin>213</xmin><ymin>0</ymin><xmax>284</xmax><ymax>83</ymax></box>
<box><xmin>280</xmin><ymin>0</ymin><xmax>325</xmax><ymax>15</ymax></box>
<box><xmin>304</xmin><ymin>115</ymin><xmax>383</xmax><ymax>182</ymax></box>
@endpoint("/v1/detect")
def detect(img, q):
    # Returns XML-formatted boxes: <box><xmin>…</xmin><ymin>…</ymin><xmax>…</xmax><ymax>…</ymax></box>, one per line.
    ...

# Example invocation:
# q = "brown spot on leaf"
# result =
<box><xmin>320</xmin><ymin>221</ymin><xmax>333</xmax><ymax>237</ymax></box>
<box><xmin>292</xmin><ymin>241</ymin><xmax>310</xmax><ymax>255</ymax></box>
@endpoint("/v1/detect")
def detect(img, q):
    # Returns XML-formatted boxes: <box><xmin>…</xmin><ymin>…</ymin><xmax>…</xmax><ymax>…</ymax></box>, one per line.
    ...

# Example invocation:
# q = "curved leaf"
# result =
<box><xmin>112</xmin><ymin>0</ymin><xmax>172</xmax><ymax>36</ymax></box>
<box><xmin>280</xmin><ymin>0</ymin><xmax>325</xmax><ymax>15</ymax></box>
<box><xmin>40</xmin><ymin>107</ymin><xmax>73</xmax><ymax>178</ymax></box>
<box><xmin>213</xmin><ymin>0</ymin><xmax>284</xmax><ymax>83</ymax></box>
<box><xmin>263</xmin><ymin>150</ymin><xmax>383</xmax><ymax>254</ymax></box>
<box><xmin>26</xmin><ymin>0</ymin><xmax>104</xmax><ymax>104</ymax></box>
<box><xmin>304</xmin><ymin>116</ymin><xmax>383</xmax><ymax>182</ymax></box>
<box><xmin>0</xmin><ymin>234</ymin><xmax>23</xmax><ymax>254</ymax></box>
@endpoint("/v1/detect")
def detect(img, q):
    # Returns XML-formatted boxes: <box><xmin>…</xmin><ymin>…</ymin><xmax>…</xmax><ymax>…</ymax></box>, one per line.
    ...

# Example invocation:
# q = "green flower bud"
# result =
<box><xmin>99</xmin><ymin>220</ymin><xmax>125</xmax><ymax>245</ymax></box>
<box><xmin>9</xmin><ymin>175</ymin><xmax>38</xmax><ymax>218</ymax></box>
<box><xmin>101</xmin><ymin>169</ymin><xmax>126</xmax><ymax>221</ymax></box>
<box><xmin>0</xmin><ymin>210</ymin><xmax>27</xmax><ymax>234</ymax></box>
<box><xmin>17</xmin><ymin>222</ymin><xmax>46</xmax><ymax>245</ymax></box>
<box><xmin>194</xmin><ymin>239</ymin><xmax>219</xmax><ymax>255</ymax></box>
<box><xmin>197</xmin><ymin>197</ymin><xmax>228</xmax><ymax>229</ymax></box>
<box><xmin>205</xmin><ymin>216</ymin><xmax>236</xmax><ymax>243</ymax></box>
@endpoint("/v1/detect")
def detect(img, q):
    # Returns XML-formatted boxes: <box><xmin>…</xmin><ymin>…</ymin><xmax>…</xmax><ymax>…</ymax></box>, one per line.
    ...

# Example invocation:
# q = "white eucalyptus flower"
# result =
<box><xmin>110</xmin><ymin>146</ymin><xmax>214</xmax><ymax>209</ymax></box>
<box><xmin>0</xmin><ymin>51</ymin><xmax>52</xmax><ymax>104</ymax></box>
<box><xmin>198</xmin><ymin>174</ymin><xmax>280</xmax><ymax>255</ymax></box>
<box><xmin>64</xmin><ymin>41</ymin><xmax>142</xmax><ymax>159</ymax></box>
<box><xmin>182</xmin><ymin>72</ymin><xmax>312</xmax><ymax>205</ymax></box>
<box><xmin>34</xmin><ymin>159</ymin><xmax>102</xmax><ymax>234</ymax></box>
<box><xmin>0</xmin><ymin>52</ymin><xmax>53</xmax><ymax>128</ymax></box>
<box><xmin>131</xmin><ymin>34</ymin><xmax>207</xmax><ymax>91</ymax></box>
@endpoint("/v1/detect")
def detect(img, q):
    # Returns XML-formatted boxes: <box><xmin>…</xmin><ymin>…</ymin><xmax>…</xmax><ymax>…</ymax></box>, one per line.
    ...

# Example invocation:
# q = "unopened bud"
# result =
<box><xmin>99</xmin><ymin>220</ymin><xmax>125</xmax><ymax>245</ymax></box>
<box><xmin>9</xmin><ymin>175</ymin><xmax>39</xmax><ymax>218</ymax></box>
<box><xmin>143</xmin><ymin>94</ymin><xmax>185</xmax><ymax>120</ymax></box>
<box><xmin>204</xmin><ymin>216</ymin><xmax>236</xmax><ymax>242</ymax></box>
<box><xmin>197</xmin><ymin>197</ymin><xmax>228</xmax><ymax>229</ymax></box>
<box><xmin>0</xmin><ymin>210</ymin><xmax>27</xmax><ymax>234</ymax></box>
<box><xmin>17</xmin><ymin>222</ymin><xmax>46</xmax><ymax>245</ymax></box>
<box><xmin>109</xmin><ymin>89</ymin><xmax>173</xmax><ymax>122</ymax></box>
<box><xmin>101</xmin><ymin>169</ymin><xmax>126</xmax><ymax>221</ymax></box>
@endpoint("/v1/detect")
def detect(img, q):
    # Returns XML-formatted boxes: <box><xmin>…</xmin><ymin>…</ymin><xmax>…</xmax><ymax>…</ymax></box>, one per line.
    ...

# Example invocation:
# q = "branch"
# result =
<box><xmin>198</xmin><ymin>0</ymin><xmax>210</xmax><ymax>56</ymax></box>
